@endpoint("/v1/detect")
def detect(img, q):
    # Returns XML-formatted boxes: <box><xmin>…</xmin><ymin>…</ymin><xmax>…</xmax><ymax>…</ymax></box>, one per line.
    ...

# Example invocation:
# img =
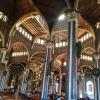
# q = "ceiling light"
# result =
<box><xmin>81</xmin><ymin>37</ymin><xmax>84</xmax><ymax>42</ymax></box>
<box><xmin>96</xmin><ymin>22</ymin><xmax>100</xmax><ymax>29</ymax></box>
<box><xmin>23</xmin><ymin>52</ymin><xmax>26</xmax><ymax>55</ymax></box>
<box><xmin>66</xmin><ymin>42</ymin><xmax>68</xmax><ymax>46</ymax></box>
<box><xmin>16</xmin><ymin>23</ymin><xmax>20</xmax><ymax>28</ymax></box>
<box><xmin>63</xmin><ymin>42</ymin><xmax>66</xmax><ymax>46</ymax></box>
<box><xmin>22</xmin><ymin>30</ymin><xmax>25</xmax><ymax>35</ymax></box>
<box><xmin>29</xmin><ymin>36</ymin><xmax>32</xmax><ymax>41</ymax></box>
<box><xmin>12</xmin><ymin>53</ymin><xmax>14</xmax><ymax>56</ymax></box>
<box><xmin>89</xmin><ymin>33</ymin><xmax>92</xmax><ymax>37</ymax></box>
<box><xmin>3</xmin><ymin>16</ymin><xmax>8</xmax><ymax>22</ymax></box>
<box><xmin>55</xmin><ymin>43</ymin><xmax>59</xmax><ymax>47</ymax></box>
<box><xmin>21</xmin><ymin>52</ymin><xmax>24</xmax><ymax>55</ymax></box>
<box><xmin>58</xmin><ymin>14</ymin><xmax>65</xmax><ymax>21</ymax></box>
<box><xmin>83</xmin><ymin>55</ymin><xmax>85</xmax><ymax>59</ymax></box>
<box><xmin>19</xmin><ymin>52</ymin><xmax>21</xmax><ymax>56</ymax></box>
<box><xmin>19</xmin><ymin>27</ymin><xmax>22</xmax><ymax>33</ymax></box>
<box><xmin>89</xmin><ymin>57</ymin><xmax>93</xmax><ymax>61</ymax></box>
<box><xmin>87</xmin><ymin>56</ymin><xmax>90</xmax><ymax>61</ymax></box>
<box><xmin>16</xmin><ymin>26</ymin><xmax>20</xmax><ymax>31</ymax></box>
<box><xmin>41</xmin><ymin>40</ymin><xmax>44</xmax><ymax>44</ymax></box>
<box><xmin>27</xmin><ymin>34</ymin><xmax>30</xmax><ymax>39</ymax></box>
<box><xmin>86</xmin><ymin>33</ymin><xmax>89</xmax><ymax>39</ymax></box>
<box><xmin>59</xmin><ymin>42</ymin><xmax>62</xmax><ymax>47</ymax></box>
<box><xmin>37</xmin><ymin>39</ymin><xmax>41</xmax><ymax>43</ymax></box>
<box><xmin>63</xmin><ymin>62</ymin><xmax>66</xmax><ymax>66</ymax></box>
<box><xmin>25</xmin><ymin>32</ymin><xmax>27</xmax><ymax>37</ymax></box>
<box><xmin>0</xmin><ymin>12</ymin><xmax>3</xmax><ymax>19</ymax></box>
<box><xmin>83</xmin><ymin>35</ymin><xmax>86</xmax><ymax>41</ymax></box>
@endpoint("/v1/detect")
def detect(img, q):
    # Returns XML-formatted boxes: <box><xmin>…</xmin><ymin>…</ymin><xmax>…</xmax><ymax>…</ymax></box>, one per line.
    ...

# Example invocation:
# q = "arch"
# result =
<box><xmin>78</xmin><ymin>16</ymin><xmax>95</xmax><ymax>40</ymax></box>
<box><xmin>86</xmin><ymin>80</ymin><xmax>94</xmax><ymax>99</ymax></box>
<box><xmin>27</xmin><ymin>69</ymin><xmax>33</xmax><ymax>79</ymax></box>
<box><xmin>55</xmin><ymin>53</ymin><xmax>67</xmax><ymax>60</ymax></box>
<box><xmin>80</xmin><ymin>45</ymin><xmax>95</xmax><ymax>61</ymax></box>
<box><xmin>8</xmin><ymin>7</ymin><xmax>49</xmax><ymax>50</ymax></box>
<box><xmin>0</xmin><ymin>30</ymin><xmax>4</xmax><ymax>48</ymax></box>
<box><xmin>30</xmin><ymin>52</ymin><xmax>45</xmax><ymax>64</ymax></box>
<box><xmin>10</xmin><ymin>42</ymin><xmax>30</xmax><ymax>61</ymax></box>
<box><xmin>54</xmin><ymin>53</ymin><xmax>67</xmax><ymax>70</ymax></box>
<box><xmin>30</xmin><ymin>52</ymin><xmax>45</xmax><ymax>59</ymax></box>
<box><xmin>80</xmin><ymin>65</ymin><xmax>93</xmax><ymax>73</ymax></box>
<box><xmin>8</xmin><ymin>63</ymin><xmax>25</xmax><ymax>70</ymax></box>
<box><xmin>82</xmin><ymin>47</ymin><xmax>96</xmax><ymax>54</ymax></box>
<box><xmin>8</xmin><ymin>63</ymin><xmax>26</xmax><ymax>76</ymax></box>
<box><xmin>51</xmin><ymin>14</ymin><xmax>95</xmax><ymax>41</ymax></box>
<box><xmin>54</xmin><ymin>68</ymin><xmax>60</xmax><ymax>76</ymax></box>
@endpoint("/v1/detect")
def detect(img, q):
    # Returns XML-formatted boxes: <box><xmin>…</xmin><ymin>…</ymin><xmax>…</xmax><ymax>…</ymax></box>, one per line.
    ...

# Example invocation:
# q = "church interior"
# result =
<box><xmin>0</xmin><ymin>0</ymin><xmax>100</xmax><ymax>100</ymax></box>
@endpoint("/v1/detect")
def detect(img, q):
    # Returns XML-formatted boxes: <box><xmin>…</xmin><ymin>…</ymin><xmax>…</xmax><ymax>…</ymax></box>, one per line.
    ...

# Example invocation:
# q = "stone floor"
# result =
<box><xmin>1</xmin><ymin>95</ymin><xmax>25</xmax><ymax>100</ymax></box>
<box><xmin>0</xmin><ymin>93</ymin><xmax>33</xmax><ymax>100</ymax></box>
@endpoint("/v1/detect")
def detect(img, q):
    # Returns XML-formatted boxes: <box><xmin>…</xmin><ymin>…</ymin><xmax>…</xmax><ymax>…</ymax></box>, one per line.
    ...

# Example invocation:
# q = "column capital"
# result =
<box><xmin>24</xmin><ymin>68</ymin><xmax>29</xmax><ymax>73</ymax></box>
<box><xmin>0</xmin><ymin>48</ymin><xmax>7</xmax><ymax>52</ymax></box>
<box><xmin>93</xmin><ymin>52</ymin><xmax>100</xmax><ymax>60</ymax></box>
<box><xmin>46</xmin><ymin>40</ymin><xmax>54</xmax><ymax>48</ymax></box>
<box><xmin>66</xmin><ymin>11</ymin><xmax>79</xmax><ymax>21</ymax></box>
<box><xmin>62</xmin><ymin>73</ymin><xmax>66</xmax><ymax>76</ymax></box>
<box><xmin>80</xmin><ymin>72</ymin><xmax>85</xmax><ymax>77</ymax></box>
<box><xmin>77</xmin><ymin>71</ymin><xmax>81</xmax><ymax>76</ymax></box>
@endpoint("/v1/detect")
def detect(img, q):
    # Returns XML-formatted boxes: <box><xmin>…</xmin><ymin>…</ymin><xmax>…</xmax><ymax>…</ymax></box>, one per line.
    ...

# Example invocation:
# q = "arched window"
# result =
<box><xmin>86</xmin><ymin>81</ymin><xmax>94</xmax><ymax>99</ymax></box>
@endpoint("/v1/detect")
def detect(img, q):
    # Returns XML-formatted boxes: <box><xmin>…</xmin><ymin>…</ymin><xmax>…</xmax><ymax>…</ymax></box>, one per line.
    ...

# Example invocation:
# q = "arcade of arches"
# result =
<box><xmin>0</xmin><ymin>0</ymin><xmax>100</xmax><ymax>100</ymax></box>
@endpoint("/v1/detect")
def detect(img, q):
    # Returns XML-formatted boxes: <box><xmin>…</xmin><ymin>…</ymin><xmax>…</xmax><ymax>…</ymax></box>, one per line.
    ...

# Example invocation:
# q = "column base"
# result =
<box><xmin>41</xmin><ymin>98</ymin><xmax>48</xmax><ymax>100</ymax></box>
<box><xmin>71</xmin><ymin>99</ymin><xmax>77</xmax><ymax>100</ymax></box>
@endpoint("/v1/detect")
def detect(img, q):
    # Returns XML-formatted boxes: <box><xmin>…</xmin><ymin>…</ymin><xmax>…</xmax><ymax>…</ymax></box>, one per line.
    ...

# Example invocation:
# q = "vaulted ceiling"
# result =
<box><xmin>0</xmin><ymin>0</ymin><xmax>100</xmax><ymax>28</ymax></box>
<box><xmin>0</xmin><ymin>0</ymin><xmax>100</xmax><ymax>75</ymax></box>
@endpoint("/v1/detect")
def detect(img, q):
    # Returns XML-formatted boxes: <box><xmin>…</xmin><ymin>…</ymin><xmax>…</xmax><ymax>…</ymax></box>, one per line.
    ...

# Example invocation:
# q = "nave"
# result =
<box><xmin>0</xmin><ymin>0</ymin><xmax>100</xmax><ymax>100</ymax></box>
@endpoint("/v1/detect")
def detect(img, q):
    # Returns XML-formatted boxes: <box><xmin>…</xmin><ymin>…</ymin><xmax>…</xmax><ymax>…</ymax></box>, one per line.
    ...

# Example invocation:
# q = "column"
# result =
<box><xmin>93</xmin><ymin>53</ymin><xmax>100</xmax><ymax>100</ymax></box>
<box><xmin>41</xmin><ymin>41</ymin><xmax>52</xmax><ymax>100</ymax></box>
<box><xmin>2</xmin><ymin>69</ymin><xmax>9</xmax><ymax>90</ymax></box>
<box><xmin>94</xmin><ymin>76</ymin><xmax>98</xmax><ymax>100</ymax></box>
<box><xmin>66</xmin><ymin>11</ymin><xmax>78</xmax><ymax>100</ymax></box>
<box><xmin>20</xmin><ymin>69</ymin><xmax>29</xmax><ymax>94</ymax></box>
<box><xmin>0</xmin><ymin>70</ymin><xmax>3</xmax><ymax>91</ymax></box>
<box><xmin>0</xmin><ymin>48</ymin><xmax>7</xmax><ymax>63</ymax></box>
<box><xmin>80</xmin><ymin>73</ymin><xmax>85</xmax><ymax>98</ymax></box>
<box><xmin>59</xmin><ymin>72</ymin><xmax>62</xmax><ymax>95</ymax></box>
<box><xmin>49</xmin><ymin>72</ymin><xmax>54</xmax><ymax>94</ymax></box>
<box><xmin>77</xmin><ymin>72</ymin><xmax>80</xmax><ymax>99</ymax></box>
<box><xmin>3</xmin><ymin>62</ymin><xmax>9</xmax><ymax>90</ymax></box>
<box><xmin>0</xmin><ymin>63</ymin><xmax>6</xmax><ymax>91</ymax></box>
<box><xmin>0</xmin><ymin>70</ymin><xmax>8</xmax><ymax>91</ymax></box>
<box><xmin>53</xmin><ymin>76</ymin><xmax>56</xmax><ymax>94</ymax></box>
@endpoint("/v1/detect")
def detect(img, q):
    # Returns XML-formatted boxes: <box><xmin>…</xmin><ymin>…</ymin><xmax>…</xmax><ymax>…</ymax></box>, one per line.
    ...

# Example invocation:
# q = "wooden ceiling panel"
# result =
<box><xmin>12</xmin><ymin>43</ymin><xmax>27</xmax><ymax>52</ymax></box>
<box><xmin>79</xmin><ymin>0</ymin><xmax>100</xmax><ymax>24</ymax></box>
<box><xmin>23</xmin><ymin>17</ymin><xmax>47</xmax><ymax>37</ymax></box>
<box><xmin>82</xmin><ymin>47</ymin><xmax>96</xmax><ymax>55</ymax></box>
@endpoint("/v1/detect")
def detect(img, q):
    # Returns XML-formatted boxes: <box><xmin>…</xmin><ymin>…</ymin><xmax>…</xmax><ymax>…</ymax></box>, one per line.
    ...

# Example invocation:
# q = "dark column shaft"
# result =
<box><xmin>94</xmin><ymin>58</ymin><xmax>100</xmax><ymax>100</ymax></box>
<box><xmin>66</xmin><ymin>19</ymin><xmax>77</xmax><ymax>100</ymax></box>
<box><xmin>41</xmin><ymin>46</ymin><xmax>51</xmax><ymax>100</ymax></box>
